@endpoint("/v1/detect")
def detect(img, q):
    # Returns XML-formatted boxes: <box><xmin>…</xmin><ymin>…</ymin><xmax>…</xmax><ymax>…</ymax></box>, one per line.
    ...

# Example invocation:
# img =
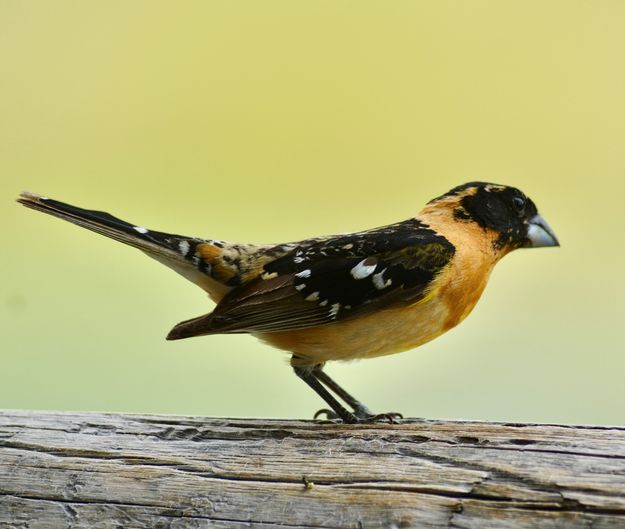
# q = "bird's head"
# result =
<box><xmin>425</xmin><ymin>182</ymin><xmax>559</xmax><ymax>252</ymax></box>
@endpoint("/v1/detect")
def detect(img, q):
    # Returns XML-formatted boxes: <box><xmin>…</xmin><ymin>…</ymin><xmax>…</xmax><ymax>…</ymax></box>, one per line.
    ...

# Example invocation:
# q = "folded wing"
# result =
<box><xmin>167</xmin><ymin>219</ymin><xmax>455</xmax><ymax>339</ymax></box>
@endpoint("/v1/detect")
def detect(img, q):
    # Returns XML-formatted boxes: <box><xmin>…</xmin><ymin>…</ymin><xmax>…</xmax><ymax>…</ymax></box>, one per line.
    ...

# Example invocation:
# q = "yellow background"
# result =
<box><xmin>2</xmin><ymin>1</ymin><xmax>624</xmax><ymax>425</ymax></box>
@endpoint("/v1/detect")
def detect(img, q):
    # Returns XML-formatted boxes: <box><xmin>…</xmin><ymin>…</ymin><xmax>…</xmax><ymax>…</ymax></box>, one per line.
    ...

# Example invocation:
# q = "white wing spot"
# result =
<box><xmin>261</xmin><ymin>271</ymin><xmax>278</xmax><ymax>280</ymax></box>
<box><xmin>319</xmin><ymin>299</ymin><xmax>328</xmax><ymax>306</ymax></box>
<box><xmin>295</xmin><ymin>284</ymin><xmax>306</xmax><ymax>291</ymax></box>
<box><xmin>329</xmin><ymin>303</ymin><xmax>341</xmax><ymax>318</ymax></box>
<box><xmin>372</xmin><ymin>269</ymin><xmax>392</xmax><ymax>290</ymax></box>
<box><xmin>293</xmin><ymin>256</ymin><xmax>305</xmax><ymax>264</ymax></box>
<box><xmin>178</xmin><ymin>240</ymin><xmax>190</xmax><ymax>255</ymax></box>
<box><xmin>295</xmin><ymin>269</ymin><xmax>311</xmax><ymax>278</ymax></box>
<box><xmin>350</xmin><ymin>259</ymin><xmax>377</xmax><ymax>280</ymax></box>
<box><xmin>133</xmin><ymin>226</ymin><xmax>149</xmax><ymax>234</ymax></box>
<box><xmin>305</xmin><ymin>291</ymin><xmax>320</xmax><ymax>302</ymax></box>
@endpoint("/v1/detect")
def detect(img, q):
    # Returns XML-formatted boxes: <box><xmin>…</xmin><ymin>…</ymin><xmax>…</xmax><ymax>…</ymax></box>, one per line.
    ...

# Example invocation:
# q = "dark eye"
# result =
<box><xmin>512</xmin><ymin>196</ymin><xmax>525</xmax><ymax>215</ymax></box>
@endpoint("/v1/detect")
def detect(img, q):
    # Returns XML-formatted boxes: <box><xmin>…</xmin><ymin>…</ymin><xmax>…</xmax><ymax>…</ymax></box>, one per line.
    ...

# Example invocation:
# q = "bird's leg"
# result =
<box><xmin>293</xmin><ymin>361</ymin><xmax>403</xmax><ymax>424</ymax></box>
<box><xmin>311</xmin><ymin>365</ymin><xmax>373</xmax><ymax>419</ymax></box>
<box><xmin>292</xmin><ymin>365</ymin><xmax>359</xmax><ymax>424</ymax></box>
<box><xmin>313</xmin><ymin>365</ymin><xmax>402</xmax><ymax>423</ymax></box>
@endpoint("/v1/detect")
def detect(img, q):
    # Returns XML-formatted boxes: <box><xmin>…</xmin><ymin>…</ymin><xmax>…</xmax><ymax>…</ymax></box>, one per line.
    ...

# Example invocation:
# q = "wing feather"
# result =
<box><xmin>168</xmin><ymin>219</ymin><xmax>456</xmax><ymax>339</ymax></box>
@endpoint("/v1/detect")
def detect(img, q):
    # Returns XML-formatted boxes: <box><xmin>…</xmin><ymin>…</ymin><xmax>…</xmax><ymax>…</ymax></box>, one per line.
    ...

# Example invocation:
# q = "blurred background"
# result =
<box><xmin>2</xmin><ymin>1</ymin><xmax>624</xmax><ymax>425</ymax></box>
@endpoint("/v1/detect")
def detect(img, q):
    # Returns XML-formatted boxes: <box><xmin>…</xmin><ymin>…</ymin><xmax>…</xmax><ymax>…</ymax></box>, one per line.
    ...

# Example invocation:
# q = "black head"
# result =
<box><xmin>433</xmin><ymin>182</ymin><xmax>559</xmax><ymax>250</ymax></box>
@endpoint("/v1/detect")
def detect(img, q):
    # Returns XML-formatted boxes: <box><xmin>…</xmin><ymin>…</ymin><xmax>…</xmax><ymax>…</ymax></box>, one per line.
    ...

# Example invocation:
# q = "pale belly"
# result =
<box><xmin>256</xmin><ymin>271</ymin><xmax>489</xmax><ymax>367</ymax></box>
<box><xmin>256</xmin><ymin>296</ymin><xmax>451</xmax><ymax>366</ymax></box>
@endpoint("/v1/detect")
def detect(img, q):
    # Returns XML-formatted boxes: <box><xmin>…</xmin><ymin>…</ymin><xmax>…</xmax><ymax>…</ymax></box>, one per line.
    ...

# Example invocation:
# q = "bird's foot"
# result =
<box><xmin>313</xmin><ymin>408</ymin><xmax>342</xmax><ymax>423</ymax></box>
<box><xmin>365</xmin><ymin>412</ymin><xmax>403</xmax><ymax>424</ymax></box>
<box><xmin>314</xmin><ymin>408</ymin><xmax>403</xmax><ymax>424</ymax></box>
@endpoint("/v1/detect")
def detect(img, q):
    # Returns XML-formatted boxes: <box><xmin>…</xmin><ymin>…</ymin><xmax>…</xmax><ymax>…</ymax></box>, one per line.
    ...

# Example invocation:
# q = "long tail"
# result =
<box><xmin>17</xmin><ymin>192</ymin><xmax>233</xmax><ymax>299</ymax></box>
<box><xmin>18</xmin><ymin>192</ymin><xmax>195</xmax><ymax>254</ymax></box>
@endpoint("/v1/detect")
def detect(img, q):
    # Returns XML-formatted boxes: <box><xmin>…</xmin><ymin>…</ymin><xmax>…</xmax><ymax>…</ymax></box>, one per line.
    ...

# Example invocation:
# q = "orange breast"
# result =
<box><xmin>257</xmin><ymin>208</ymin><xmax>503</xmax><ymax>367</ymax></box>
<box><xmin>258</xmin><ymin>254</ymin><xmax>493</xmax><ymax>367</ymax></box>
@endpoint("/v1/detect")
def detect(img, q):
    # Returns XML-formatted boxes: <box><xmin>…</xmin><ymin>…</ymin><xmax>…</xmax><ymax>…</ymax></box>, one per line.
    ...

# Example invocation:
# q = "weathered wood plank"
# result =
<box><xmin>1</xmin><ymin>410</ymin><xmax>624</xmax><ymax>528</ymax></box>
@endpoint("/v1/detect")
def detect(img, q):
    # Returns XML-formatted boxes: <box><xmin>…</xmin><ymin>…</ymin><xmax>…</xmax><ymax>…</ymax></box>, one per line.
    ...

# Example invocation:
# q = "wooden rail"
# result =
<box><xmin>1</xmin><ymin>410</ymin><xmax>624</xmax><ymax>528</ymax></box>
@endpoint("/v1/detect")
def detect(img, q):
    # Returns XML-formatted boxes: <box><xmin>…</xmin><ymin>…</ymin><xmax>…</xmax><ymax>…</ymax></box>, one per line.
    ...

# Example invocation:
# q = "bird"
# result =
<box><xmin>17</xmin><ymin>182</ymin><xmax>559</xmax><ymax>423</ymax></box>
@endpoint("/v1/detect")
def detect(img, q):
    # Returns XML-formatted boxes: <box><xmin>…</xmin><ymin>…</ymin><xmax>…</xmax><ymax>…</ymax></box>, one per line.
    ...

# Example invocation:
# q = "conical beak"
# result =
<box><xmin>524</xmin><ymin>214</ymin><xmax>560</xmax><ymax>248</ymax></box>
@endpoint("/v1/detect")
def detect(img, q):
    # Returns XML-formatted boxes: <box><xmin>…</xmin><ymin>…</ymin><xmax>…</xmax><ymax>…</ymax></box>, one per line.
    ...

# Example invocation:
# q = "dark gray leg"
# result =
<box><xmin>312</xmin><ymin>365</ymin><xmax>373</xmax><ymax>418</ymax></box>
<box><xmin>293</xmin><ymin>365</ymin><xmax>359</xmax><ymax>424</ymax></box>
<box><xmin>293</xmin><ymin>360</ymin><xmax>403</xmax><ymax>424</ymax></box>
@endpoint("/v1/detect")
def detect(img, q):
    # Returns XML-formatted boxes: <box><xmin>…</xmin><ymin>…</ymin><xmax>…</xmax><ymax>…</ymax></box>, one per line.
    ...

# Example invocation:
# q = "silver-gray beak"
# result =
<box><xmin>525</xmin><ymin>214</ymin><xmax>560</xmax><ymax>248</ymax></box>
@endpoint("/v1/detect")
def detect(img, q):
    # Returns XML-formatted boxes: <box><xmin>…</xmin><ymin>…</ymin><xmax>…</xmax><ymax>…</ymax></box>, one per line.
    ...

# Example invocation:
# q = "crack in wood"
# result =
<box><xmin>2</xmin><ymin>494</ymin><xmax>338</xmax><ymax>529</ymax></box>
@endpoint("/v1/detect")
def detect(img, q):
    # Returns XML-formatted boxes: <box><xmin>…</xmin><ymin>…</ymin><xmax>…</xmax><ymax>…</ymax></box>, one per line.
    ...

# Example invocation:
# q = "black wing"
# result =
<box><xmin>167</xmin><ymin>219</ymin><xmax>455</xmax><ymax>338</ymax></box>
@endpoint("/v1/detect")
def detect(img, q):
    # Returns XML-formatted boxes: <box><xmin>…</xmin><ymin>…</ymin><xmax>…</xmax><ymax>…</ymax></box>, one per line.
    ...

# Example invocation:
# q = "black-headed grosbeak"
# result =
<box><xmin>18</xmin><ymin>182</ymin><xmax>559</xmax><ymax>423</ymax></box>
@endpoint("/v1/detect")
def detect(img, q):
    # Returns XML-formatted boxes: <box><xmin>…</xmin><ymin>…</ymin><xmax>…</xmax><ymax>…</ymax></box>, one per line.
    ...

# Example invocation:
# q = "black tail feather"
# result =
<box><xmin>17</xmin><ymin>191</ymin><xmax>201</xmax><ymax>258</ymax></box>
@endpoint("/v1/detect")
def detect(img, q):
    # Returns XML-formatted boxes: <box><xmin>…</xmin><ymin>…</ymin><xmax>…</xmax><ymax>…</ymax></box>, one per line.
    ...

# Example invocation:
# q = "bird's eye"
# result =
<box><xmin>512</xmin><ymin>196</ymin><xmax>525</xmax><ymax>215</ymax></box>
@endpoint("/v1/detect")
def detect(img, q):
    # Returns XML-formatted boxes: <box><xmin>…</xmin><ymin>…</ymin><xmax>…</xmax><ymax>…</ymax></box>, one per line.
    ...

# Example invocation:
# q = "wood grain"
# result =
<box><xmin>1</xmin><ymin>410</ymin><xmax>624</xmax><ymax>528</ymax></box>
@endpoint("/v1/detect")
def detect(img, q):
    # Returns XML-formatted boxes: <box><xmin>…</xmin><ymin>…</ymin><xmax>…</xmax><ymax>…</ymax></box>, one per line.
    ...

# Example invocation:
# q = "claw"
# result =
<box><xmin>313</xmin><ymin>408</ymin><xmax>336</xmax><ymax>420</ymax></box>
<box><xmin>313</xmin><ymin>408</ymin><xmax>341</xmax><ymax>422</ymax></box>
<box><xmin>367</xmin><ymin>412</ymin><xmax>403</xmax><ymax>424</ymax></box>
<box><xmin>313</xmin><ymin>408</ymin><xmax>403</xmax><ymax>424</ymax></box>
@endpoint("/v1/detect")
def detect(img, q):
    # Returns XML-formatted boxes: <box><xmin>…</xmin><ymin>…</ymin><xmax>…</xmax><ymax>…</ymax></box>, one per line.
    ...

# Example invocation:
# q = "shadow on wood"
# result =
<box><xmin>1</xmin><ymin>410</ymin><xmax>624</xmax><ymax>528</ymax></box>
